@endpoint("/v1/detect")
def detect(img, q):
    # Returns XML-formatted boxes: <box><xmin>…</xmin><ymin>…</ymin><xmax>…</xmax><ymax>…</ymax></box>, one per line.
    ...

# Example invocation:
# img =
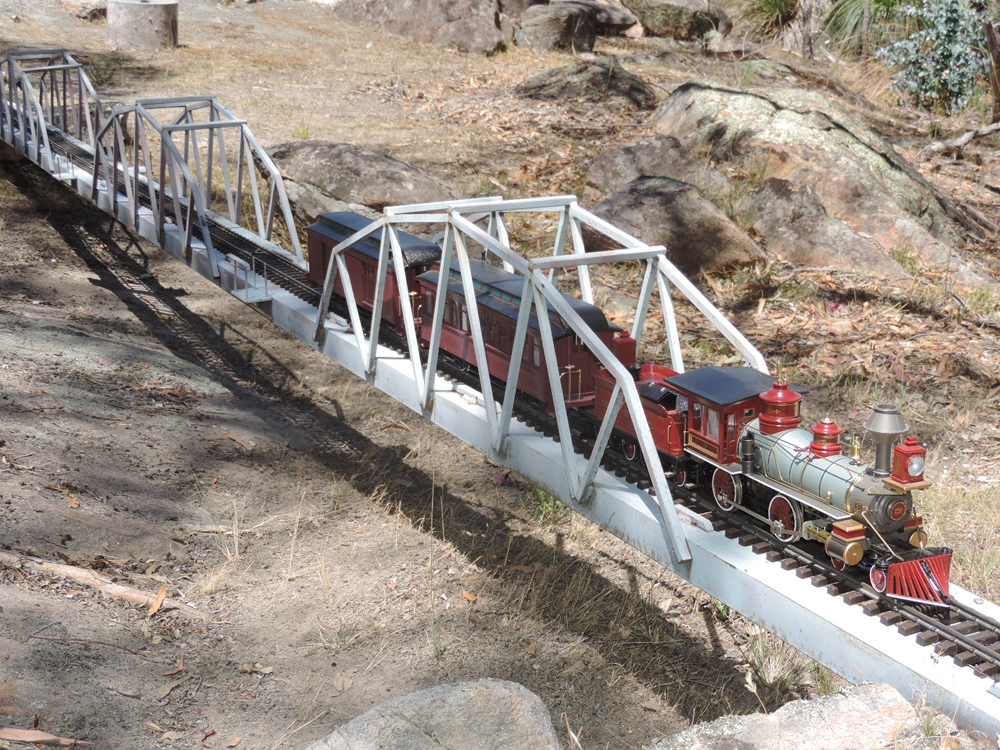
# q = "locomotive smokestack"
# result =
<box><xmin>863</xmin><ymin>404</ymin><xmax>908</xmax><ymax>478</ymax></box>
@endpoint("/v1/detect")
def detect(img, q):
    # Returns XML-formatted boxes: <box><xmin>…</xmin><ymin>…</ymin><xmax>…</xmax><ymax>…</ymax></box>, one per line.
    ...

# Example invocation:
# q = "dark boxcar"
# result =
<box><xmin>306</xmin><ymin>212</ymin><xmax>441</xmax><ymax>332</ymax></box>
<box><xmin>417</xmin><ymin>258</ymin><xmax>632</xmax><ymax>409</ymax></box>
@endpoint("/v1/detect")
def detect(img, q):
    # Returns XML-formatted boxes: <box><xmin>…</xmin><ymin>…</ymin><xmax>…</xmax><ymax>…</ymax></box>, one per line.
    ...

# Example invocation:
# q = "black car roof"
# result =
<box><xmin>665</xmin><ymin>366</ymin><xmax>777</xmax><ymax>406</ymax></box>
<box><xmin>418</xmin><ymin>259</ymin><xmax>621</xmax><ymax>338</ymax></box>
<box><xmin>308</xmin><ymin>212</ymin><xmax>441</xmax><ymax>268</ymax></box>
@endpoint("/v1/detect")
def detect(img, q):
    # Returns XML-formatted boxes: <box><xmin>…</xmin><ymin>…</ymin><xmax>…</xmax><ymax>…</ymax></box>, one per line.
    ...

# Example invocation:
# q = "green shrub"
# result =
<box><xmin>876</xmin><ymin>0</ymin><xmax>989</xmax><ymax>113</ymax></box>
<box><xmin>745</xmin><ymin>0</ymin><xmax>799</xmax><ymax>37</ymax></box>
<box><xmin>823</xmin><ymin>0</ymin><xmax>907</xmax><ymax>54</ymax></box>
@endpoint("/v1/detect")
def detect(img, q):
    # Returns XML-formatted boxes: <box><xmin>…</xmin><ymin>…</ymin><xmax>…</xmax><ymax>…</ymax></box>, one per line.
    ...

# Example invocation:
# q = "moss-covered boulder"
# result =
<box><xmin>653</xmin><ymin>82</ymin><xmax>994</xmax><ymax>284</ymax></box>
<box><xmin>585</xmin><ymin>176</ymin><xmax>762</xmax><ymax>274</ymax></box>
<box><xmin>624</xmin><ymin>0</ymin><xmax>731</xmax><ymax>41</ymax></box>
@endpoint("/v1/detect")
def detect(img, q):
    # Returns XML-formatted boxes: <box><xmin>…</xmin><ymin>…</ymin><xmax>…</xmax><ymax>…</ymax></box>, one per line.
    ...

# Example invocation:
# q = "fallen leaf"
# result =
<box><xmin>492</xmin><ymin>469</ymin><xmax>511</xmax><ymax>485</ymax></box>
<box><xmin>155</xmin><ymin>675</ymin><xmax>190</xmax><ymax>700</ymax></box>
<box><xmin>525</xmin><ymin>640</ymin><xmax>537</xmax><ymax>657</ymax></box>
<box><xmin>148</xmin><ymin>587</ymin><xmax>168</xmax><ymax>618</ymax></box>
<box><xmin>640</xmin><ymin>699</ymin><xmax>660</xmax><ymax>711</ymax></box>
<box><xmin>68</xmin><ymin>494</ymin><xmax>79</xmax><ymax>509</ymax></box>
<box><xmin>379</xmin><ymin>421</ymin><xmax>412</xmax><ymax>432</ymax></box>
<box><xmin>144</xmin><ymin>721</ymin><xmax>164</xmax><ymax>732</ymax></box>
<box><xmin>331</xmin><ymin>672</ymin><xmax>353</xmax><ymax>694</ymax></box>
<box><xmin>162</xmin><ymin>730</ymin><xmax>186</xmax><ymax>741</ymax></box>
<box><xmin>202</xmin><ymin>729</ymin><xmax>217</xmax><ymax>745</ymax></box>
<box><xmin>230</xmin><ymin>434</ymin><xmax>251</xmax><ymax>451</ymax></box>
<box><xmin>238</xmin><ymin>663</ymin><xmax>273</xmax><ymax>675</ymax></box>
<box><xmin>509</xmin><ymin>562</ymin><xmax>544</xmax><ymax>574</ymax></box>
<box><xmin>227</xmin><ymin>738</ymin><xmax>242</xmax><ymax>748</ymax></box>
<box><xmin>386</xmin><ymin>582</ymin><xmax>397</xmax><ymax>590</ymax></box>
<box><xmin>0</xmin><ymin>728</ymin><xmax>92</xmax><ymax>745</ymax></box>
<box><xmin>462</xmin><ymin>590</ymin><xmax>477</xmax><ymax>602</ymax></box>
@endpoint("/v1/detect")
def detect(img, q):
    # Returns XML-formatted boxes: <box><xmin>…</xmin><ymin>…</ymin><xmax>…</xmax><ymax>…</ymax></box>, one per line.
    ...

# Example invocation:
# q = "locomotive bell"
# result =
<box><xmin>863</xmin><ymin>404</ymin><xmax>908</xmax><ymax>478</ymax></box>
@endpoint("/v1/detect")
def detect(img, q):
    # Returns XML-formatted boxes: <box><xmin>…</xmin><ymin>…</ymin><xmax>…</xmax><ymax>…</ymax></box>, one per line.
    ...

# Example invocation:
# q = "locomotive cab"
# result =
<box><xmin>663</xmin><ymin>367</ymin><xmax>782</xmax><ymax>466</ymax></box>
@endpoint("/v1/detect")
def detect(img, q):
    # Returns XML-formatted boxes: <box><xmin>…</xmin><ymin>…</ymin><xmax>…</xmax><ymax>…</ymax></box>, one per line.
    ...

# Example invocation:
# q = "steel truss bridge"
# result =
<box><xmin>3</xmin><ymin>48</ymin><xmax>999</xmax><ymax>738</ymax></box>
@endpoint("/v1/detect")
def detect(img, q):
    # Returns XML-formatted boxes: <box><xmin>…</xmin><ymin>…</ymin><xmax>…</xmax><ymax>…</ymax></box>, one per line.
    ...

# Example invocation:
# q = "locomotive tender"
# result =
<box><xmin>306</xmin><ymin>211</ymin><xmax>952</xmax><ymax>607</ymax></box>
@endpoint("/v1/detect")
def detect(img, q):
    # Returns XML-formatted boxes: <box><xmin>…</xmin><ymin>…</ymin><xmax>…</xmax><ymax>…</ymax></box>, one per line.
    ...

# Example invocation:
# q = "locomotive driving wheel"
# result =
<box><xmin>768</xmin><ymin>495</ymin><xmax>803</xmax><ymax>542</ymax></box>
<box><xmin>712</xmin><ymin>469</ymin><xmax>741</xmax><ymax>511</ymax></box>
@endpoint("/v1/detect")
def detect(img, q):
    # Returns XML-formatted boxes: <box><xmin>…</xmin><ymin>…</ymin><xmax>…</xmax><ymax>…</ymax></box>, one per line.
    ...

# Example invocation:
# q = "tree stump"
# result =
<box><xmin>107</xmin><ymin>0</ymin><xmax>178</xmax><ymax>50</ymax></box>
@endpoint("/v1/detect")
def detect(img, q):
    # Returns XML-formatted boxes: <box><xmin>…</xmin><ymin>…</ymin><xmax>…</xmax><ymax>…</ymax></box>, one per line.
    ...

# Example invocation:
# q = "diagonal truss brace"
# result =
<box><xmin>312</xmin><ymin>196</ymin><xmax>769</xmax><ymax>564</ymax></box>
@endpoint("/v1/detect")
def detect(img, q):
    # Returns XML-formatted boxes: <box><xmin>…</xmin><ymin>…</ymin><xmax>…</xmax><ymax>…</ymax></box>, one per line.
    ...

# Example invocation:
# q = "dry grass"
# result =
<box><xmin>920</xmin><ymin>462</ymin><xmax>1000</xmax><ymax>602</ymax></box>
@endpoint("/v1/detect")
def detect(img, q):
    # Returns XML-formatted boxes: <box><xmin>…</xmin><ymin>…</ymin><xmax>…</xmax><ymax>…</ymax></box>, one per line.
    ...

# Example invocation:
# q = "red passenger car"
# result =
<box><xmin>417</xmin><ymin>259</ymin><xmax>633</xmax><ymax>409</ymax></box>
<box><xmin>306</xmin><ymin>212</ymin><xmax>440</xmax><ymax>333</ymax></box>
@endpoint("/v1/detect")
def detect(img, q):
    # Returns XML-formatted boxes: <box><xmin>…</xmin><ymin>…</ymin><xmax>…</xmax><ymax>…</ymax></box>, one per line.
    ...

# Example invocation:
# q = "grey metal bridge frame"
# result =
<box><xmin>3</xmin><ymin>49</ymin><xmax>999</xmax><ymax>739</ymax></box>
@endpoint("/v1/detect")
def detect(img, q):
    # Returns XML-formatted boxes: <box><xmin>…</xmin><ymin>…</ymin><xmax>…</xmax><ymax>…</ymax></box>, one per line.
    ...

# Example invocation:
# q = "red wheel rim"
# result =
<box><xmin>623</xmin><ymin>442</ymin><xmax>638</xmax><ymax>461</ymax></box>
<box><xmin>674</xmin><ymin>469</ymin><xmax>687</xmax><ymax>487</ymax></box>
<box><xmin>870</xmin><ymin>567</ymin><xmax>888</xmax><ymax>593</ymax></box>
<box><xmin>831</xmin><ymin>557</ymin><xmax>846</xmax><ymax>571</ymax></box>
<box><xmin>712</xmin><ymin>469</ymin><xmax>740</xmax><ymax>511</ymax></box>
<box><xmin>768</xmin><ymin>495</ymin><xmax>801</xmax><ymax>542</ymax></box>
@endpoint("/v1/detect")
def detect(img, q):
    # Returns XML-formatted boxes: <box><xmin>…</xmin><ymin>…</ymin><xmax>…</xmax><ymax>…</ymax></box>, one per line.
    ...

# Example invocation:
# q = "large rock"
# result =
<box><xmin>517</xmin><ymin>2</ymin><xmax>596</xmax><ymax>51</ymax></box>
<box><xmin>749</xmin><ymin>178</ymin><xmax>908</xmax><ymax>278</ymax></box>
<box><xmin>332</xmin><ymin>0</ymin><xmax>505</xmax><ymax>54</ymax></box>
<box><xmin>652</xmin><ymin>82</ymin><xmax>996</xmax><ymax>285</ymax></box>
<box><xmin>303</xmin><ymin>679</ymin><xmax>561</xmax><ymax>750</ymax></box>
<box><xmin>587</xmin><ymin>135</ymin><xmax>730</xmax><ymax>197</ymax></box>
<box><xmin>566</xmin><ymin>0</ymin><xmax>640</xmax><ymax>34</ymax></box>
<box><xmin>519</xmin><ymin>60</ymin><xmax>658</xmax><ymax>109</ymax></box>
<box><xmin>585</xmin><ymin>176</ymin><xmax>761</xmax><ymax>274</ymax></box>
<box><xmin>623</xmin><ymin>0</ymin><xmax>732</xmax><ymax>40</ymax></box>
<box><xmin>267</xmin><ymin>141</ymin><xmax>455</xmax><ymax>224</ymax></box>
<box><xmin>499</xmin><ymin>0</ymin><xmax>545</xmax><ymax>13</ymax></box>
<box><xmin>645</xmin><ymin>683</ymin><xmax>917</xmax><ymax>750</ymax></box>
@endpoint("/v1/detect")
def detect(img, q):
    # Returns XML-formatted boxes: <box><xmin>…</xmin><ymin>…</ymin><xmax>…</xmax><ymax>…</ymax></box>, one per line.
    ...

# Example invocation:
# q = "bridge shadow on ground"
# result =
<box><xmin>1</xmin><ymin>159</ymin><xmax>814</xmax><ymax>729</ymax></box>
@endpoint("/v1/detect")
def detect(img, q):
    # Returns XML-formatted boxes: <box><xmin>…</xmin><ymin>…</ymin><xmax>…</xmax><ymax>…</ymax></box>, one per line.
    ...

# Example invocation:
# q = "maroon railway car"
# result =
<box><xmin>417</xmin><ymin>258</ymin><xmax>635</xmax><ymax>409</ymax></box>
<box><xmin>306</xmin><ymin>212</ymin><xmax>441</xmax><ymax>333</ymax></box>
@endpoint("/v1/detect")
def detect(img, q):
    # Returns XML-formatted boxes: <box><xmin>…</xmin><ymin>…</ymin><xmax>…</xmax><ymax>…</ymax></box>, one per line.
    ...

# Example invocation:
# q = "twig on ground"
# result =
<box><xmin>0</xmin><ymin>550</ymin><xmax>204</xmax><ymax>620</ymax></box>
<box><xmin>917</xmin><ymin>121</ymin><xmax>1000</xmax><ymax>161</ymax></box>
<box><xmin>28</xmin><ymin>633</ymin><xmax>148</xmax><ymax>658</ymax></box>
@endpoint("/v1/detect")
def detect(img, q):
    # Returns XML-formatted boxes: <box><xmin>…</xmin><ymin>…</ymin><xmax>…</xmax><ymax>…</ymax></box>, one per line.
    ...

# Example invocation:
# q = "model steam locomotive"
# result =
<box><xmin>307</xmin><ymin>211</ymin><xmax>952</xmax><ymax>607</ymax></box>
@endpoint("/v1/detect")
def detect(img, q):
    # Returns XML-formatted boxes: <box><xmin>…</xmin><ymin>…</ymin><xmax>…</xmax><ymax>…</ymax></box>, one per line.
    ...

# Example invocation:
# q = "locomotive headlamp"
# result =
<box><xmin>888</xmin><ymin>436</ymin><xmax>931</xmax><ymax>490</ymax></box>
